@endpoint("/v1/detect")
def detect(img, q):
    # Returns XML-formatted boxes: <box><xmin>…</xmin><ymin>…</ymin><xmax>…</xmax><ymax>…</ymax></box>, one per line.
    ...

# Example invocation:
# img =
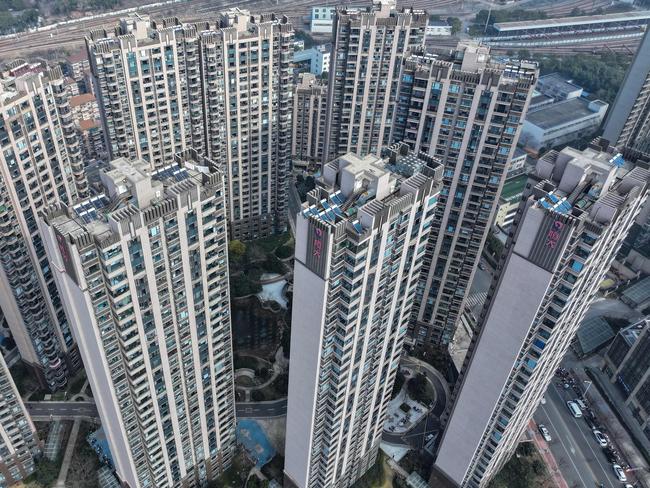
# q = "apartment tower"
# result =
<box><xmin>0</xmin><ymin>353</ymin><xmax>40</xmax><ymax>485</ymax></box>
<box><xmin>87</xmin><ymin>10</ymin><xmax>294</xmax><ymax>239</ymax></box>
<box><xmin>285</xmin><ymin>143</ymin><xmax>443</xmax><ymax>488</ymax></box>
<box><xmin>395</xmin><ymin>44</ymin><xmax>538</xmax><ymax>346</ymax></box>
<box><xmin>323</xmin><ymin>0</ymin><xmax>427</xmax><ymax>162</ymax></box>
<box><xmin>0</xmin><ymin>62</ymin><xmax>88</xmax><ymax>389</ymax></box>
<box><xmin>433</xmin><ymin>144</ymin><xmax>649</xmax><ymax>487</ymax></box>
<box><xmin>40</xmin><ymin>150</ymin><xmax>236</xmax><ymax>488</ymax></box>
<box><xmin>602</xmin><ymin>27</ymin><xmax>650</xmax><ymax>154</ymax></box>
<box><xmin>292</xmin><ymin>73</ymin><xmax>327</xmax><ymax>167</ymax></box>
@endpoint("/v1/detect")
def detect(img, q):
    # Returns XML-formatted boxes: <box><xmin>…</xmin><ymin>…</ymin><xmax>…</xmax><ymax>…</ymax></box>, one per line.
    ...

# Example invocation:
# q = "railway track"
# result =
<box><xmin>0</xmin><ymin>0</ymin><xmax>642</xmax><ymax>57</ymax></box>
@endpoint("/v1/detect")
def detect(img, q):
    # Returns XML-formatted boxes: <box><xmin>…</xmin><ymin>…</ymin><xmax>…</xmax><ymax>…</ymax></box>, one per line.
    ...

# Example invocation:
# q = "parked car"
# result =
<box><xmin>575</xmin><ymin>398</ymin><xmax>587</xmax><ymax>410</ymax></box>
<box><xmin>593</xmin><ymin>430</ymin><xmax>608</xmax><ymax>447</ymax></box>
<box><xmin>567</xmin><ymin>400</ymin><xmax>583</xmax><ymax>418</ymax></box>
<box><xmin>613</xmin><ymin>464</ymin><xmax>627</xmax><ymax>482</ymax></box>
<box><xmin>538</xmin><ymin>424</ymin><xmax>552</xmax><ymax>442</ymax></box>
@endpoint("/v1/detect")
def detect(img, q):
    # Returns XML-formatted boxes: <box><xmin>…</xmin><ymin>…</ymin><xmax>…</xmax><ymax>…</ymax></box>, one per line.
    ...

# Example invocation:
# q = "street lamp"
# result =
<box><xmin>581</xmin><ymin>380</ymin><xmax>592</xmax><ymax>400</ymax></box>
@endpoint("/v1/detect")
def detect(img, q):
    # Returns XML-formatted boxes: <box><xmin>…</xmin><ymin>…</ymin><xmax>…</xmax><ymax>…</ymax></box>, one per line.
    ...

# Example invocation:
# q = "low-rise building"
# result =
<box><xmin>507</xmin><ymin>147</ymin><xmax>528</xmax><ymax>178</ymax></box>
<box><xmin>535</xmin><ymin>72</ymin><xmax>583</xmax><ymax>101</ymax></box>
<box><xmin>425</xmin><ymin>19</ymin><xmax>452</xmax><ymax>37</ymax></box>
<box><xmin>77</xmin><ymin>118</ymin><xmax>107</xmax><ymax>162</ymax></box>
<box><xmin>520</xmin><ymin>73</ymin><xmax>609</xmax><ymax>152</ymax></box>
<box><xmin>310</xmin><ymin>6</ymin><xmax>335</xmax><ymax>33</ymax></box>
<box><xmin>66</xmin><ymin>49</ymin><xmax>89</xmax><ymax>81</ymax></box>
<box><xmin>69</xmin><ymin>93</ymin><xmax>99</xmax><ymax>121</ymax></box>
<box><xmin>521</xmin><ymin>98</ymin><xmax>608</xmax><ymax>151</ymax></box>
<box><xmin>620</xmin><ymin>275</ymin><xmax>650</xmax><ymax>311</ymax></box>
<box><xmin>493</xmin><ymin>173</ymin><xmax>528</xmax><ymax>229</ymax></box>
<box><xmin>293</xmin><ymin>44</ymin><xmax>331</xmax><ymax>76</ymax></box>
<box><xmin>603</xmin><ymin>317</ymin><xmax>650</xmax><ymax>442</ymax></box>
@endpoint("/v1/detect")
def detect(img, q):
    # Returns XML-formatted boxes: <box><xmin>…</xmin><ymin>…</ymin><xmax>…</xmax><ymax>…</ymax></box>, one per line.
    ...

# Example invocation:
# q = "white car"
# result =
<box><xmin>613</xmin><ymin>464</ymin><xmax>627</xmax><ymax>482</ymax></box>
<box><xmin>538</xmin><ymin>424</ymin><xmax>552</xmax><ymax>442</ymax></box>
<box><xmin>593</xmin><ymin>430</ymin><xmax>608</xmax><ymax>447</ymax></box>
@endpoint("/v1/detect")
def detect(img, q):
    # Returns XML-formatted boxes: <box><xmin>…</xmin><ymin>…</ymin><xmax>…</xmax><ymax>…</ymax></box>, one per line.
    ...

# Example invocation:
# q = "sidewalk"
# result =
<box><xmin>566</xmin><ymin>353</ymin><xmax>650</xmax><ymax>488</ymax></box>
<box><xmin>526</xmin><ymin>420</ymin><xmax>569</xmax><ymax>488</ymax></box>
<box><xmin>55</xmin><ymin>418</ymin><xmax>81</xmax><ymax>488</ymax></box>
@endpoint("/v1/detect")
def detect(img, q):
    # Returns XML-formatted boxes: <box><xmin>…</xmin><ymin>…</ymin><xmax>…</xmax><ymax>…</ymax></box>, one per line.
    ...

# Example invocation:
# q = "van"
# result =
<box><xmin>567</xmin><ymin>400</ymin><xmax>582</xmax><ymax>418</ymax></box>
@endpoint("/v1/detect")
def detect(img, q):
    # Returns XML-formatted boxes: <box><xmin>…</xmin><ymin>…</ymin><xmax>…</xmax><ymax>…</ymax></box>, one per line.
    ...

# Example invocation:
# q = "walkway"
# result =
<box><xmin>55</xmin><ymin>418</ymin><xmax>81</xmax><ymax>488</ymax></box>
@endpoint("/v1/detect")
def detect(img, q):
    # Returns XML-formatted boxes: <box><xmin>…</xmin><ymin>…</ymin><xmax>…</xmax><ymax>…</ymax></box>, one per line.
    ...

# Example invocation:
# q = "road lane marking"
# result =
<box><xmin>537</xmin><ymin>406</ymin><xmax>584</xmax><ymax>486</ymax></box>
<box><xmin>542</xmin><ymin>397</ymin><xmax>590</xmax><ymax>488</ymax></box>
<box><xmin>551</xmin><ymin>383</ymin><xmax>615</xmax><ymax>487</ymax></box>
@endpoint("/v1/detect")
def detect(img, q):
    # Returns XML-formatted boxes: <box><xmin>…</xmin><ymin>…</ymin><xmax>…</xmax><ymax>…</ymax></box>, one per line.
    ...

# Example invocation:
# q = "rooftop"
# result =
<box><xmin>302</xmin><ymin>143</ymin><xmax>442</xmax><ymax>234</ymax></box>
<box><xmin>47</xmin><ymin>149</ymin><xmax>218</xmax><ymax>241</ymax></box>
<box><xmin>69</xmin><ymin>93</ymin><xmax>95</xmax><ymax>107</ymax></box>
<box><xmin>532</xmin><ymin>143</ymin><xmax>649</xmax><ymax>225</ymax></box>
<box><xmin>574</xmin><ymin>315</ymin><xmax>615</xmax><ymax>357</ymax></box>
<box><xmin>525</xmin><ymin>97</ymin><xmax>607</xmax><ymax>130</ymax></box>
<box><xmin>621</xmin><ymin>276</ymin><xmax>650</xmax><ymax>307</ymax></box>
<box><xmin>618</xmin><ymin>317</ymin><xmax>649</xmax><ymax>347</ymax></box>
<box><xmin>537</xmin><ymin>72</ymin><xmax>583</xmax><ymax>98</ymax></box>
<box><xmin>78</xmin><ymin>118</ymin><xmax>100</xmax><ymax>130</ymax></box>
<box><xmin>493</xmin><ymin>10</ymin><xmax>650</xmax><ymax>31</ymax></box>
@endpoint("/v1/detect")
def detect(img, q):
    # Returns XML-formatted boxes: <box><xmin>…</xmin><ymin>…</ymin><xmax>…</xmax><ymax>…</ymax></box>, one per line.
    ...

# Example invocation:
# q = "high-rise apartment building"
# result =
<box><xmin>285</xmin><ymin>143</ymin><xmax>443</xmax><ymax>488</ymax></box>
<box><xmin>433</xmin><ymin>144</ymin><xmax>649</xmax><ymax>488</ymax></box>
<box><xmin>40</xmin><ymin>149</ymin><xmax>236</xmax><ymax>488</ymax></box>
<box><xmin>323</xmin><ymin>0</ymin><xmax>427</xmax><ymax>161</ymax></box>
<box><xmin>87</xmin><ymin>10</ymin><xmax>294</xmax><ymax>239</ymax></box>
<box><xmin>292</xmin><ymin>73</ymin><xmax>327</xmax><ymax>167</ymax></box>
<box><xmin>0</xmin><ymin>353</ymin><xmax>40</xmax><ymax>486</ymax></box>
<box><xmin>602</xmin><ymin>27</ymin><xmax>650</xmax><ymax>154</ymax></box>
<box><xmin>603</xmin><ymin>317</ymin><xmax>650</xmax><ymax>440</ymax></box>
<box><xmin>0</xmin><ymin>62</ymin><xmax>88</xmax><ymax>390</ymax></box>
<box><xmin>394</xmin><ymin>44</ymin><xmax>538</xmax><ymax>346</ymax></box>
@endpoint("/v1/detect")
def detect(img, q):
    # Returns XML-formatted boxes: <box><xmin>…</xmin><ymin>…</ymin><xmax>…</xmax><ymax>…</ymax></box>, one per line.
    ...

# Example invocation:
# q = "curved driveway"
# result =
<box><xmin>382</xmin><ymin>356</ymin><xmax>450</xmax><ymax>447</ymax></box>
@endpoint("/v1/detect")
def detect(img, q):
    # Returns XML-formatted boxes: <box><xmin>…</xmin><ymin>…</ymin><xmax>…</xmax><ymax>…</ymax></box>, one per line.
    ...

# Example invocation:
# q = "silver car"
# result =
<box><xmin>593</xmin><ymin>430</ymin><xmax>608</xmax><ymax>447</ymax></box>
<box><xmin>538</xmin><ymin>424</ymin><xmax>552</xmax><ymax>442</ymax></box>
<box><xmin>613</xmin><ymin>464</ymin><xmax>627</xmax><ymax>482</ymax></box>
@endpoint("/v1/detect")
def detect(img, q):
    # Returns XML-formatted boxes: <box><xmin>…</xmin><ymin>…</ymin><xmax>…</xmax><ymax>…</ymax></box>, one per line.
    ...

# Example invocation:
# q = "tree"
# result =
<box><xmin>486</xmin><ymin>231</ymin><xmax>504</xmax><ymax>259</ymax></box>
<box><xmin>447</xmin><ymin>17</ymin><xmax>462</xmax><ymax>35</ymax></box>
<box><xmin>392</xmin><ymin>369</ymin><xmax>406</xmax><ymax>399</ymax></box>
<box><xmin>229</xmin><ymin>240</ymin><xmax>247</xmax><ymax>259</ymax></box>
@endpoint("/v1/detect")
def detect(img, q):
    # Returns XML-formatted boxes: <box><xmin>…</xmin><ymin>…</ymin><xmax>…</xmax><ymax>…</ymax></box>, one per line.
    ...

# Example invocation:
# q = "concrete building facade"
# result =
<box><xmin>285</xmin><ymin>144</ymin><xmax>442</xmax><ymax>488</ymax></box>
<box><xmin>293</xmin><ymin>44</ymin><xmax>331</xmax><ymax>76</ymax></box>
<box><xmin>0</xmin><ymin>62</ymin><xmax>88</xmax><ymax>390</ymax></box>
<box><xmin>87</xmin><ymin>11</ymin><xmax>294</xmax><ymax>239</ymax></box>
<box><xmin>434</xmin><ymin>144</ymin><xmax>650</xmax><ymax>487</ymax></box>
<box><xmin>0</xmin><ymin>353</ymin><xmax>39</xmax><ymax>487</ymax></box>
<box><xmin>602</xmin><ymin>27</ymin><xmax>650</xmax><ymax>154</ymax></box>
<box><xmin>40</xmin><ymin>150</ymin><xmax>236</xmax><ymax>488</ymax></box>
<box><xmin>392</xmin><ymin>45</ymin><xmax>538</xmax><ymax>346</ymax></box>
<box><xmin>323</xmin><ymin>0</ymin><xmax>427</xmax><ymax>162</ymax></box>
<box><xmin>310</xmin><ymin>6</ymin><xmax>335</xmax><ymax>34</ymax></box>
<box><xmin>603</xmin><ymin>317</ymin><xmax>650</xmax><ymax>441</ymax></box>
<box><xmin>292</xmin><ymin>73</ymin><xmax>327</xmax><ymax>167</ymax></box>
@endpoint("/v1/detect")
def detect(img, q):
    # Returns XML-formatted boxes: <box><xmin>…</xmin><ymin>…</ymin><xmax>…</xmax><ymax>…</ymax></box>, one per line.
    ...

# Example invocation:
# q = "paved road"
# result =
<box><xmin>535</xmin><ymin>382</ymin><xmax>622</xmax><ymax>488</ymax></box>
<box><xmin>26</xmin><ymin>399</ymin><xmax>289</xmax><ymax>419</ymax></box>
<box><xmin>26</xmin><ymin>401</ymin><xmax>98</xmax><ymax>419</ymax></box>
<box><xmin>236</xmin><ymin>399</ymin><xmax>287</xmax><ymax>418</ymax></box>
